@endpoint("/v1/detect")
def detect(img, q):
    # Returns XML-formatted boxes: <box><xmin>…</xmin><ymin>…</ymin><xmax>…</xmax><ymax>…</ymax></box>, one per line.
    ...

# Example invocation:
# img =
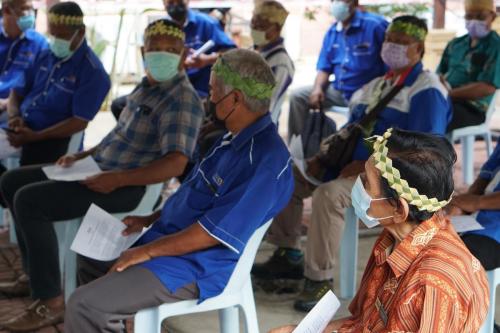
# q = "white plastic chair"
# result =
<box><xmin>339</xmin><ymin>207</ymin><xmax>359</xmax><ymax>299</ymax></box>
<box><xmin>134</xmin><ymin>220</ymin><xmax>273</xmax><ymax>333</ymax></box>
<box><xmin>330</xmin><ymin>105</ymin><xmax>350</xmax><ymax>116</ymax></box>
<box><xmin>479</xmin><ymin>268</ymin><xmax>500</xmax><ymax>333</ymax></box>
<box><xmin>54</xmin><ymin>182</ymin><xmax>163</xmax><ymax>302</ymax></box>
<box><xmin>448</xmin><ymin>91</ymin><xmax>499</xmax><ymax>184</ymax></box>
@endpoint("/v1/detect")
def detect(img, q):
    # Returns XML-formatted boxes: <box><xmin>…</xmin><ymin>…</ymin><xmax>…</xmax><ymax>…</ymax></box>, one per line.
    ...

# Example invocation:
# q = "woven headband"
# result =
<box><xmin>253</xmin><ymin>4</ymin><xmax>289</xmax><ymax>26</ymax></box>
<box><xmin>145</xmin><ymin>21</ymin><xmax>185</xmax><ymax>41</ymax></box>
<box><xmin>48</xmin><ymin>13</ymin><xmax>84</xmax><ymax>26</ymax></box>
<box><xmin>387</xmin><ymin>21</ymin><xmax>427</xmax><ymax>41</ymax></box>
<box><xmin>212</xmin><ymin>59</ymin><xmax>275</xmax><ymax>100</ymax></box>
<box><xmin>370</xmin><ymin>128</ymin><xmax>452</xmax><ymax>213</ymax></box>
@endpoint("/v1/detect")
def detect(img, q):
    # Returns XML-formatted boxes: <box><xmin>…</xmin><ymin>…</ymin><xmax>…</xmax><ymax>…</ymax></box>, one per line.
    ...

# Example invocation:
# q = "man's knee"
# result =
<box><xmin>0</xmin><ymin>169</ymin><xmax>20</xmax><ymax>205</ymax></box>
<box><xmin>312</xmin><ymin>180</ymin><xmax>343</xmax><ymax>207</ymax></box>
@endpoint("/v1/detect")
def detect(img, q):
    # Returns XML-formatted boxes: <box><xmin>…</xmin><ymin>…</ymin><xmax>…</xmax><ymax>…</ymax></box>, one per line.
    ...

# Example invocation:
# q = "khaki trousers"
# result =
<box><xmin>267</xmin><ymin>166</ymin><xmax>356</xmax><ymax>281</ymax></box>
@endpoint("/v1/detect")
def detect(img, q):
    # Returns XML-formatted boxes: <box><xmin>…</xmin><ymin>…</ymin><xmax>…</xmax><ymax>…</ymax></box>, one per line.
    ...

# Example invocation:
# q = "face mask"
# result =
<box><xmin>351</xmin><ymin>176</ymin><xmax>393</xmax><ymax>228</ymax></box>
<box><xmin>144</xmin><ymin>51</ymin><xmax>180</xmax><ymax>82</ymax></box>
<box><xmin>251</xmin><ymin>29</ymin><xmax>269</xmax><ymax>47</ymax></box>
<box><xmin>331</xmin><ymin>1</ymin><xmax>350</xmax><ymax>22</ymax></box>
<box><xmin>208</xmin><ymin>91</ymin><xmax>237</xmax><ymax>129</ymax></box>
<box><xmin>49</xmin><ymin>30</ymin><xmax>79</xmax><ymax>59</ymax></box>
<box><xmin>381</xmin><ymin>42</ymin><xmax>410</xmax><ymax>70</ymax></box>
<box><xmin>167</xmin><ymin>3</ymin><xmax>188</xmax><ymax>23</ymax></box>
<box><xmin>466</xmin><ymin>20</ymin><xmax>491</xmax><ymax>39</ymax></box>
<box><xmin>16</xmin><ymin>10</ymin><xmax>35</xmax><ymax>32</ymax></box>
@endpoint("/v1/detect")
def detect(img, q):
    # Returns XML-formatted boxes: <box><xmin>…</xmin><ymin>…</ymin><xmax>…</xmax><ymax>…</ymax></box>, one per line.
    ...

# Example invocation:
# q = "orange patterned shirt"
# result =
<box><xmin>339</xmin><ymin>215</ymin><xmax>490</xmax><ymax>333</ymax></box>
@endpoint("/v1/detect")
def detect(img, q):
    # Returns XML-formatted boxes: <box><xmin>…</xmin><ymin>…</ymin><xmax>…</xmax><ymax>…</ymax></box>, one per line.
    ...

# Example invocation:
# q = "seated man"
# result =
<box><xmin>251</xmin><ymin>0</ymin><xmax>294</xmax><ymax>124</ymax></box>
<box><xmin>288</xmin><ymin>0</ymin><xmax>388</xmax><ymax>141</ymax></box>
<box><xmin>63</xmin><ymin>49</ymin><xmax>294</xmax><ymax>333</ymax></box>
<box><xmin>0</xmin><ymin>18</ymin><xmax>204</xmax><ymax>332</ymax></box>
<box><xmin>0</xmin><ymin>2</ymin><xmax>110</xmax><ymax>169</ymax></box>
<box><xmin>437</xmin><ymin>0</ymin><xmax>499</xmax><ymax>132</ymax></box>
<box><xmin>270</xmin><ymin>128</ymin><xmax>489</xmax><ymax>333</ymax></box>
<box><xmin>448</xmin><ymin>142</ymin><xmax>500</xmax><ymax>271</ymax></box>
<box><xmin>253</xmin><ymin>16</ymin><xmax>452</xmax><ymax>311</ymax></box>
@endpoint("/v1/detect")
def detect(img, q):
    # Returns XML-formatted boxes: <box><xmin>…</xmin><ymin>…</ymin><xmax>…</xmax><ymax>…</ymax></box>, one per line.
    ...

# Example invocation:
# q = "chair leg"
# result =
<box><xmin>339</xmin><ymin>207</ymin><xmax>359</xmax><ymax>299</ymax></box>
<box><xmin>134</xmin><ymin>308</ymin><xmax>162</xmax><ymax>333</ymax></box>
<box><xmin>461</xmin><ymin>136</ymin><xmax>475</xmax><ymax>185</ymax></box>
<box><xmin>485</xmin><ymin>132</ymin><xmax>493</xmax><ymax>157</ymax></box>
<box><xmin>240</xmin><ymin>280</ymin><xmax>259</xmax><ymax>333</ymax></box>
<box><xmin>7</xmin><ymin>209</ymin><xmax>17</xmax><ymax>244</ymax></box>
<box><xmin>478</xmin><ymin>270</ymin><xmax>497</xmax><ymax>333</ymax></box>
<box><xmin>219</xmin><ymin>306</ymin><xmax>240</xmax><ymax>333</ymax></box>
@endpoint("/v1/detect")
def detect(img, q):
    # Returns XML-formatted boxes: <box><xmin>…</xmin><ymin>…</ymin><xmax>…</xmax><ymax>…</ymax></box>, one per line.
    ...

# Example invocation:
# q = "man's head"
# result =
<box><xmin>143</xmin><ymin>19</ymin><xmax>185</xmax><ymax>83</ymax></box>
<box><xmin>381</xmin><ymin>16</ymin><xmax>428</xmax><ymax>71</ymax></box>
<box><xmin>464</xmin><ymin>0</ymin><xmax>497</xmax><ymax>39</ymax></box>
<box><xmin>330</xmin><ymin>0</ymin><xmax>358</xmax><ymax>23</ymax></box>
<box><xmin>209</xmin><ymin>49</ymin><xmax>275</xmax><ymax>131</ymax></box>
<box><xmin>163</xmin><ymin>0</ymin><xmax>189</xmax><ymax>24</ymax></box>
<box><xmin>47</xmin><ymin>1</ymin><xmax>85</xmax><ymax>59</ymax></box>
<box><xmin>251</xmin><ymin>1</ymin><xmax>288</xmax><ymax>47</ymax></box>
<box><xmin>1</xmin><ymin>0</ymin><xmax>35</xmax><ymax>36</ymax></box>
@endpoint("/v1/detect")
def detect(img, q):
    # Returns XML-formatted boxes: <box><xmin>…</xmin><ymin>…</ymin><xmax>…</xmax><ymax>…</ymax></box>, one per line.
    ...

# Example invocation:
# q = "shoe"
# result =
<box><xmin>293</xmin><ymin>278</ymin><xmax>333</xmax><ymax>312</ymax></box>
<box><xmin>0</xmin><ymin>273</ymin><xmax>30</xmax><ymax>296</ymax></box>
<box><xmin>252</xmin><ymin>247</ymin><xmax>304</xmax><ymax>280</ymax></box>
<box><xmin>0</xmin><ymin>300</ymin><xmax>64</xmax><ymax>332</ymax></box>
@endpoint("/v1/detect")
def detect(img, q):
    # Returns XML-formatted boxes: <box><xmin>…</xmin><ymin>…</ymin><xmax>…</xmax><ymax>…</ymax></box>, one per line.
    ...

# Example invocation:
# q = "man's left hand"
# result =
<box><xmin>451</xmin><ymin>194</ymin><xmax>481</xmax><ymax>213</ymax></box>
<box><xmin>7</xmin><ymin>126</ymin><xmax>39</xmax><ymax>147</ymax></box>
<box><xmin>109</xmin><ymin>246</ymin><xmax>152</xmax><ymax>273</ymax></box>
<box><xmin>81</xmin><ymin>171</ymin><xmax>124</xmax><ymax>194</ymax></box>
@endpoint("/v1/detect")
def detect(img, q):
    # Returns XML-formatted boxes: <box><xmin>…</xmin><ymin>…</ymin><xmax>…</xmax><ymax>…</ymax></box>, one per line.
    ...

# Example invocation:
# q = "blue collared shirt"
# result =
<box><xmin>183</xmin><ymin>9</ymin><xmax>236</xmax><ymax>97</ymax></box>
<box><xmin>15</xmin><ymin>40</ymin><xmax>110</xmax><ymax>131</ymax></box>
<box><xmin>0</xmin><ymin>25</ymin><xmax>48</xmax><ymax>98</ymax></box>
<box><xmin>317</xmin><ymin>10</ymin><xmax>388</xmax><ymax>101</ymax></box>
<box><xmin>137</xmin><ymin>114</ymin><xmax>294</xmax><ymax>301</ymax></box>
<box><xmin>466</xmin><ymin>143</ymin><xmax>500</xmax><ymax>243</ymax></box>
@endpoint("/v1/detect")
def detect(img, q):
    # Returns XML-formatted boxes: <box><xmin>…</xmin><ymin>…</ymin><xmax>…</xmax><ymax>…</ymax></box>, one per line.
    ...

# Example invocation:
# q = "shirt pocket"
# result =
<box><xmin>351</xmin><ymin>42</ymin><xmax>377</xmax><ymax>70</ymax></box>
<box><xmin>53</xmin><ymin>75</ymin><xmax>77</xmax><ymax>94</ymax></box>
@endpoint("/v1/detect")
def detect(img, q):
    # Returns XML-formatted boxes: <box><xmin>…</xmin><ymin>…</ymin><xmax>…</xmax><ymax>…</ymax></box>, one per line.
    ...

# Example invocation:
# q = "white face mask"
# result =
<box><xmin>251</xmin><ymin>29</ymin><xmax>269</xmax><ymax>47</ymax></box>
<box><xmin>351</xmin><ymin>176</ymin><xmax>394</xmax><ymax>228</ymax></box>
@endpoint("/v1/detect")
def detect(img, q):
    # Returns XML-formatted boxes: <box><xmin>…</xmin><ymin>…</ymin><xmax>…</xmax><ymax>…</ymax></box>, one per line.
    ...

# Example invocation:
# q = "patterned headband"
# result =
<box><xmin>387</xmin><ymin>21</ymin><xmax>427</xmax><ymax>41</ymax></box>
<box><xmin>253</xmin><ymin>4</ymin><xmax>289</xmax><ymax>26</ymax></box>
<box><xmin>145</xmin><ymin>21</ymin><xmax>185</xmax><ymax>41</ymax></box>
<box><xmin>212</xmin><ymin>58</ymin><xmax>275</xmax><ymax>100</ymax></box>
<box><xmin>48</xmin><ymin>13</ymin><xmax>84</xmax><ymax>26</ymax></box>
<box><xmin>370</xmin><ymin>128</ymin><xmax>452</xmax><ymax>213</ymax></box>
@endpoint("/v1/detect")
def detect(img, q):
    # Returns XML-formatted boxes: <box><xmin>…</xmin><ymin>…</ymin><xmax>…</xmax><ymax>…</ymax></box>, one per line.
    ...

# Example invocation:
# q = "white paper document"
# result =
<box><xmin>289</xmin><ymin>135</ymin><xmax>322</xmax><ymax>186</ymax></box>
<box><xmin>451</xmin><ymin>215</ymin><xmax>484</xmax><ymax>233</ymax></box>
<box><xmin>70</xmin><ymin>204</ymin><xmax>147</xmax><ymax>261</ymax></box>
<box><xmin>42</xmin><ymin>156</ymin><xmax>101</xmax><ymax>181</ymax></box>
<box><xmin>293</xmin><ymin>290</ymin><xmax>341</xmax><ymax>333</ymax></box>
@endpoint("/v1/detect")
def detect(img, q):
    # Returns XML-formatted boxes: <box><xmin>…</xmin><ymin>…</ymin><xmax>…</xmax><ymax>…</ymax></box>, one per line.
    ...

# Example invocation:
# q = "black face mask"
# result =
<box><xmin>167</xmin><ymin>3</ymin><xmax>188</xmax><ymax>23</ymax></box>
<box><xmin>208</xmin><ymin>92</ymin><xmax>237</xmax><ymax>129</ymax></box>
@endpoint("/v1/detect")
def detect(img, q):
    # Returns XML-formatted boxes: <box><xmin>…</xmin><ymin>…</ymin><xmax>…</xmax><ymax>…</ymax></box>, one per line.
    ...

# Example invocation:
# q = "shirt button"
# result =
<box><xmin>43</xmin><ymin>92</ymin><xmax>47</xmax><ymax>96</ymax></box>
<box><xmin>32</xmin><ymin>102</ymin><xmax>36</xmax><ymax>106</ymax></box>
<box><xmin>50</xmin><ymin>79</ymin><xmax>55</xmax><ymax>83</ymax></box>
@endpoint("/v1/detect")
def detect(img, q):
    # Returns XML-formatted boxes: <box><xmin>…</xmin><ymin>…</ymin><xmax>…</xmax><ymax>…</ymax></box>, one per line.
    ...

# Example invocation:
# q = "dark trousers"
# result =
<box><xmin>462</xmin><ymin>234</ymin><xmax>500</xmax><ymax>271</ymax></box>
<box><xmin>0</xmin><ymin>165</ymin><xmax>145</xmax><ymax>300</ymax></box>
<box><xmin>447</xmin><ymin>101</ymin><xmax>486</xmax><ymax>132</ymax></box>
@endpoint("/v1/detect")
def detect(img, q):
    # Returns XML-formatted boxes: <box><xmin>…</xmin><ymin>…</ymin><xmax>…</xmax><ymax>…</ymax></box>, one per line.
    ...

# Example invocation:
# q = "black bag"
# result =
<box><xmin>302</xmin><ymin>110</ymin><xmax>337</xmax><ymax>159</ymax></box>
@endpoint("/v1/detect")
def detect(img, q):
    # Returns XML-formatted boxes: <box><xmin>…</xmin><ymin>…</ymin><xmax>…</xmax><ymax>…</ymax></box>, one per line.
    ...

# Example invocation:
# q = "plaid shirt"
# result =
<box><xmin>93</xmin><ymin>72</ymin><xmax>204</xmax><ymax>171</ymax></box>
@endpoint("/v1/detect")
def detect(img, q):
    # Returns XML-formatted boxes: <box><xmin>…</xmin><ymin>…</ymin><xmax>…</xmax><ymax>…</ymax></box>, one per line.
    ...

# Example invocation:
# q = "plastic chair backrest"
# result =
<box><xmin>222</xmin><ymin>220</ymin><xmax>272</xmax><ymax>295</ymax></box>
<box><xmin>485</xmin><ymin>90</ymin><xmax>499</xmax><ymax>124</ymax></box>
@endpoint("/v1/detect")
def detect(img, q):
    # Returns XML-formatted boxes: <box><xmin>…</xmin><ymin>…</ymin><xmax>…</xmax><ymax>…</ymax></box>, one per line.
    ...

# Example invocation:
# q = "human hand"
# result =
<box><xmin>109</xmin><ymin>246</ymin><xmax>152</xmax><ymax>273</ymax></box>
<box><xmin>451</xmin><ymin>194</ymin><xmax>481</xmax><ymax>214</ymax></box>
<box><xmin>81</xmin><ymin>171</ymin><xmax>123</xmax><ymax>194</ymax></box>
<box><xmin>8</xmin><ymin>116</ymin><xmax>24</xmax><ymax>129</ymax></box>
<box><xmin>7</xmin><ymin>126</ymin><xmax>39</xmax><ymax>147</ymax></box>
<box><xmin>339</xmin><ymin>160</ymin><xmax>365</xmax><ymax>179</ymax></box>
<box><xmin>122</xmin><ymin>215</ymin><xmax>155</xmax><ymax>236</ymax></box>
<box><xmin>444</xmin><ymin>204</ymin><xmax>464</xmax><ymax>216</ymax></box>
<box><xmin>309</xmin><ymin>88</ymin><xmax>325</xmax><ymax>110</ymax></box>
<box><xmin>185</xmin><ymin>52</ymin><xmax>211</xmax><ymax>69</ymax></box>
<box><xmin>267</xmin><ymin>325</ymin><xmax>297</xmax><ymax>333</ymax></box>
<box><xmin>56</xmin><ymin>154</ymin><xmax>79</xmax><ymax>168</ymax></box>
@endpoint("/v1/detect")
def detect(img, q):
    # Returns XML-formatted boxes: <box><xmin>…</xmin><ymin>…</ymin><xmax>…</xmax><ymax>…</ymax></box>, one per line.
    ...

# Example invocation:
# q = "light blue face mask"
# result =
<box><xmin>49</xmin><ymin>30</ymin><xmax>79</xmax><ymax>59</ymax></box>
<box><xmin>17</xmin><ymin>10</ymin><xmax>36</xmax><ymax>32</ymax></box>
<box><xmin>144</xmin><ymin>51</ymin><xmax>181</xmax><ymax>82</ymax></box>
<box><xmin>331</xmin><ymin>1</ymin><xmax>351</xmax><ymax>22</ymax></box>
<box><xmin>351</xmin><ymin>176</ymin><xmax>393</xmax><ymax>228</ymax></box>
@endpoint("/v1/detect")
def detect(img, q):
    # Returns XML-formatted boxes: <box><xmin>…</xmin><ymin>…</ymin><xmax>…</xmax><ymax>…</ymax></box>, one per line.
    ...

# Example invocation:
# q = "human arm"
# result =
<box><xmin>7</xmin><ymin>90</ymin><xmax>23</xmax><ymax>127</ymax></box>
<box><xmin>310</xmin><ymin>71</ymin><xmax>332</xmax><ymax>109</ymax></box>
<box><xmin>121</xmin><ymin>210</ymin><xmax>162</xmax><ymax>236</ymax></box>
<box><xmin>56</xmin><ymin>146</ymin><xmax>98</xmax><ymax>167</ymax></box>
<box><xmin>448</xmin><ymin>82</ymin><xmax>496</xmax><ymax>100</ymax></box>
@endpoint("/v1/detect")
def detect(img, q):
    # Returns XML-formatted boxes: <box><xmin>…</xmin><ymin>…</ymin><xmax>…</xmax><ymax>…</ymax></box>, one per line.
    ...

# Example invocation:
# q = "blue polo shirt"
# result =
<box><xmin>0</xmin><ymin>24</ymin><xmax>48</xmax><ymax>98</ymax></box>
<box><xmin>14</xmin><ymin>40</ymin><xmax>110</xmax><ymax>131</ymax></box>
<box><xmin>137</xmin><ymin>114</ymin><xmax>294</xmax><ymax>301</ymax></box>
<box><xmin>317</xmin><ymin>10</ymin><xmax>388</xmax><ymax>101</ymax></box>
<box><xmin>466</xmin><ymin>143</ymin><xmax>500</xmax><ymax>243</ymax></box>
<box><xmin>348</xmin><ymin>62</ymin><xmax>451</xmax><ymax>162</ymax></box>
<box><xmin>183</xmin><ymin>9</ymin><xmax>236</xmax><ymax>97</ymax></box>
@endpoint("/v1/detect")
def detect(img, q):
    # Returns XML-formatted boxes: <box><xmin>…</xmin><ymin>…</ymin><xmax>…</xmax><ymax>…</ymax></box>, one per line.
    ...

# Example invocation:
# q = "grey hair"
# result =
<box><xmin>216</xmin><ymin>49</ymin><xmax>276</xmax><ymax>113</ymax></box>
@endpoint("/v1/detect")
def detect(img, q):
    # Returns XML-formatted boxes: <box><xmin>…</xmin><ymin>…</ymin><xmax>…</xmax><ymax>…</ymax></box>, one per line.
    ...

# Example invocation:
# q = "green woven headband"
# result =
<box><xmin>370</xmin><ymin>128</ymin><xmax>452</xmax><ymax>213</ymax></box>
<box><xmin>212</xmin><ymin>59</ymin><xmax>275</xmax><ymax>100</ymax></box>
<box><xmin>387</xmin><ymin>21</ymin><xmax>427</xmax><ymax>41</ymax></box>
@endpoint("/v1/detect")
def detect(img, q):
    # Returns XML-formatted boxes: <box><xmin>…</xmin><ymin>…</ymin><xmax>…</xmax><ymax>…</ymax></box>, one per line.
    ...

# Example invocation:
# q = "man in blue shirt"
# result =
<box><xmin>288</xmin><ymin>0</ymin><xmax>387</xmax><ymax>140</ymax></box>
<box><xmin>448</xmin><ymin>142</ymin><xmax>500</xmax><ymax>271</ymax></box>
<box><xmin>253</xmin><ymin>16</ymin><xmax>452</xmax><ymax>311</ymax></box>
<box><xmin>63</xmin><ymin>49</ymin><xmax>294</xmax><ymax>333</ymax></box>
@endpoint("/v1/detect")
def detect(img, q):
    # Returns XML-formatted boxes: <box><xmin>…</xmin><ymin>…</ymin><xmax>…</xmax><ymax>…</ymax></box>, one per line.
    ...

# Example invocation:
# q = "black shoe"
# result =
<box><xmin>494</xmin><ymin>322</ymin><xmax>500</xmax><ymax>333</ymax></box>
<box><xmin>252</xmin><ymin>248</ymin><xmax>304</xmax><ymax>280</ymax></box>
<box><xmin>293</xmin><ymin>278</ymin><xmax>333</xmax><ymax>312</ymax></box>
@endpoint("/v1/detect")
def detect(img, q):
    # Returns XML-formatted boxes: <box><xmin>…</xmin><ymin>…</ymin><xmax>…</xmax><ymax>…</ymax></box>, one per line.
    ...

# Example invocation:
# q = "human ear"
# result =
<box><xmin>392</xmin><ymin>198</ymin><xmax>409</xmax><ymax>224</ymax></box>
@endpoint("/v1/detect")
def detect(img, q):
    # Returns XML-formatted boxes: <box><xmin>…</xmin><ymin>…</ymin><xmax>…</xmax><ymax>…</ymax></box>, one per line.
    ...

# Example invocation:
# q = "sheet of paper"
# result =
<box><xmin>451</xmin><ymin>214</ymin><xmax>484</xmax><ymax>233</ymax></box>
<box><xmin>293</xmin><ymin>290</ymin><xmax>340</xmax><ymax>333</ymax></box>
<box><xmin>289</xmin><ymin>135</ymin><xmax>322</xmax><ymax>186</ymax></box>
<box><xmin>42</xmin><ymin>156</ymin><xmax>101</xmax><ymax>181</ymax></box>
<box><xmin>0</xmin><ymin>129</ymin><xmax>20</xmax><ymax>159</ymax></box>
<box><xmin>70</xmin><ymin>204</ymin><xmax>147</xmax><ymax>261</ymax></box>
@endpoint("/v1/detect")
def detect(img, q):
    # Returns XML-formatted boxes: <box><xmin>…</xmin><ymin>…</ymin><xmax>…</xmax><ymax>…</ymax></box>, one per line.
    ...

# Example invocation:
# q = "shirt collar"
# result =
<box><xmin>374</xmin><ymin>215</ymin><xmax>446</xmax><ymax>278</ymax></box>
<box><xmin>259</xmin><ymin>37</ymin><xmax>284</xmax><ymax>53</ymax></box>
<box><xmin>335</xmin><ymin>9</ymin><xmax>361</xmax><ymax>32</ymax></box>
<box><xmin>230</xmin><ymin>113</ymin><xmax>272</xmax><ymax>151</ymax></box>
<box><xmin>384</xmin><ymin>62</ymin><xmax>423</xmax><ymax>87</ymax></box>
<box><xmin>185</xmin><ymin>9</ymin><xmax>197</xmax><ymax>28</ymax></box>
